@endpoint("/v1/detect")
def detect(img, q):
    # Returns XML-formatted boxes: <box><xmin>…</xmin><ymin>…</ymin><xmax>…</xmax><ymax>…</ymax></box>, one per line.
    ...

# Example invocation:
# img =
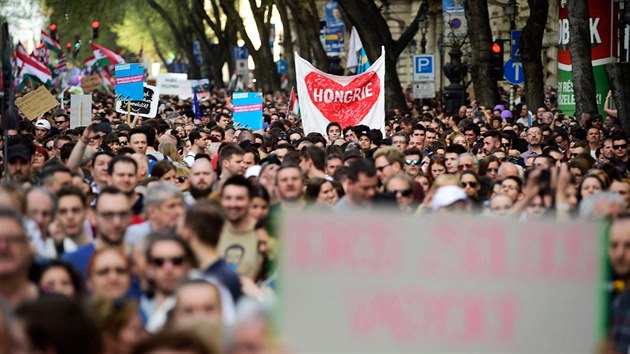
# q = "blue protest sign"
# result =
<box><xmin>232</xmin><ymin>92</ymin><xmax>263</xmax><ymax>130</ymax></box>
<box><xmin>115</xmin><ymin>63</ymin><xmax>144</xmax><ymax>101</ymax></box>
<box><xmin>276</xmin><ymin>59</ymin><xmax>288</xmax><ymax>76</ymax></box>
<box><xmin>504</xmin><ymin>58</ymin><xmax>524</xmax><ymax>84</ymax></box>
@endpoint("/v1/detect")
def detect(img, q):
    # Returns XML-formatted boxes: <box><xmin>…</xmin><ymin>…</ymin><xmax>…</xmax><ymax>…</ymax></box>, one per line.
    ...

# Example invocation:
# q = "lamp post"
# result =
<box><xmin>418</xmin><ymin>1</ymin><xmax>428</xmax><ymax>54</ymax></box>
<box><xmin>505</xmin><ymin>0</ymin><xmax>517</xmax><ymax>110</ymax></box>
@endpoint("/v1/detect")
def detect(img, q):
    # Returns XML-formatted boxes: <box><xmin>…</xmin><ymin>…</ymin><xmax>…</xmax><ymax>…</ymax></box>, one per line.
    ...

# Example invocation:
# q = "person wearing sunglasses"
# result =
<box><xmin>612</xmin><ymin>134</ymin><xmax>629</xmax><ymax>164</ymax></box>
<box><xmin>460</xmin><ymin>170</ymin><xmax>483</xmax><ymax>209</ymax></box>
<box><xmin>142</xmin><ymin>232</ymin><xmax>196</xmax><ymax>332</ymax></box>
<box><xmin>403</xmin><ymin>147</ymin><xmax>423</xmax><ymax>178</ymax></box>
<box><xmin>373</xmin><ymin>146</ymin><xmax>405</xmax><ymax>190</ymax></box>
<box><xmin>384</xmin><ymin>174</ymin><xmax>418</xmax><ymax>213</ymax></box>
<box><xmin>53</xmin><ymin>113</ymin><xmax>70</xmax><ymax>132</ymax></box>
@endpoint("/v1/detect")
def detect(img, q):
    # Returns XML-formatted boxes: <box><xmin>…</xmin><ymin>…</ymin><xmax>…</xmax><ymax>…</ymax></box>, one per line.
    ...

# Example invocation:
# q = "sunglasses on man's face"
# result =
<box><xmin>405</xmin><ymin>159</ymin><xmax>421</xmax><ymax>166</ymax></box>
<box><xmin>614</xmin><ymin>144</ymin><xmax>628</xmax><ymax>150</ymax></box>
<box><xmin>150</xmin><ymin>256</ymin><xmax>185</xmax><ymax>267</ymax></box>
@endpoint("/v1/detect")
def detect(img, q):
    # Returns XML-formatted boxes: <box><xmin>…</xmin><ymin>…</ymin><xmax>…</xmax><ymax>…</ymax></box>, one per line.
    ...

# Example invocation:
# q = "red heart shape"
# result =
<box><xmin>304</xmin><ymin>71</ymin><xmax>380</xmax><ymax>129</ymax></box>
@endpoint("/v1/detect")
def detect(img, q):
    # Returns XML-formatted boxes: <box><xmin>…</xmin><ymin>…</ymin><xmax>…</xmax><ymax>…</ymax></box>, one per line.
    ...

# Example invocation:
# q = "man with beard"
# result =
<box><xmin>5</xmin><ymin>144</ymin><xmax>32</xmax><ymax>182</ymax></box>
<box><xmin>108</xmin><ymin>156</ymin><xmax>144</xmax><ymax>221</ymax></box>
<box><xmin>520</xmin><ymin>126</ymin><xmax>543</xmax><ymax>160</ymax></box>
<box><xmin>189</xmin><ymin>158</ymin><xmax>216</xmax><ymax>200</ymax></box>
<box><xmin>218</xmin><ymin>176</ymin><xmax>262</xmax><ymax>278</ymax></box>
<box><xmin>64</xmin><ymin>186</ymin><xmax>132</xmax><ymax>278</ymax></box>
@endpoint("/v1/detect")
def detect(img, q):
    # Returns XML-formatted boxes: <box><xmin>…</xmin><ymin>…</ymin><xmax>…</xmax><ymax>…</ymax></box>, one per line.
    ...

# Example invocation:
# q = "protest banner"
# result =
<box><xmin>14</xmin><ymin>86</ymin><xmax>59</xmax><ymax>121</ymax></box>
<box><xmin>115</xmin><ymin>84</ymin><xmax>159</xmax><ymax>118</ymax></box>
<box><xmin>115</xmin><ymin>63</ymin><xmax>145</xmax><ymax>101</ymax></box>
<box><xmin>232</xmin><ymin>92</ymin><xmax>263</xmax><ymax>130</ymax></box>
<box><xmin>295</xmin><ymin>48</ymin><xmax>385</xmax><ymax>136</ymax></box>
<box><xmin>70</xmin><ymin>94</ymin><xmax>92</xmax><ymax>127</ymax></box>
<box><xmin>80</xmin><ymin>75</ymin><xmax>101</xmax><ymax>93</ymax></box>
<box><xmin>189</xmin><ymin>79</ymin><xmax>210</xmax><ymax>99</ymax></box>
<box><xmin>279</xmin><ymin>211</ymin><xmax>604</xmax><ymax>353</ymax></box>
<box><xmin>157</xmin><ymin>73</ymin><xmax>192</xmax><ymax>97</ymax></box>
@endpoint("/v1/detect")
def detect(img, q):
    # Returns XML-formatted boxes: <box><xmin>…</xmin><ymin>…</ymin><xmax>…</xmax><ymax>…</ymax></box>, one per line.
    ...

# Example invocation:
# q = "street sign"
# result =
<box><xmin>276</xmin><ymin>59</ymin><xmax>288</xmax><ymax>76</ymax></box>
<box><xmin>504</xmin><ymin>58</ymin><xmax>524</xmax><ymax>84</ymax></box>
<box><xmin>413</xmin><ymin>54</ymin><xmax>434</xmax><ymax>81</ymax></box>
<box><xmin>412</xmin><ymin>81</ymin><xmax>435</xmax><ymax>99</ymax></box>
<box><xmin>233</xmin><ymin>46</ymin><xmax>248</xmax><ymax>60</ymax></box>
<box><xmin>511</xmin><ymin>30</ymin><xmax>521</xmax><ymax>60</ymax></box>
<box><xmin>236</xmin><ymin>59</ymin><xmax>248</xmax><ymax>81</ymax></box>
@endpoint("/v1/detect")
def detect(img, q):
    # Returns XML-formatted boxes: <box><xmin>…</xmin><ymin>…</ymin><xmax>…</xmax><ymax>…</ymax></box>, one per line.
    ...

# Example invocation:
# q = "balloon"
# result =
<box><xmin>70</xmin><ymin>75</ymin><xmax>80</xmax><ymax>86</ymax></box>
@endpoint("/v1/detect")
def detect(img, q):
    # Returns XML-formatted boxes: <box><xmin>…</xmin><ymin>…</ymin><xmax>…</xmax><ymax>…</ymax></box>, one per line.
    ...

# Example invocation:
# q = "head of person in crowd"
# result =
<box><xmin>612</xmin><ymin>134</ymin><xmax>629</xmax><ymax>162</ymax></box>
<box><xmin>91</xmin><ymin>151</ymin><xmax>115</xmax><ymax>189</ymax></box>
<box><xmin>460</xmin><ymin>170</ymin><xmax>482</xmax><ymax>202</ymax></box>
<box><xmin>189</xmin><ymin>157</ymin><xmax>216</xmax><ymax>200</ymax></box>
<box><xmin>249</xmin><ymin>184</ymin><xmax>270</xmax><ymax>221</ymax></box>
<box><xmin>458</xmin><ymin>153</ymin><xmax>479</xmax><ymax>173</ymax></box>
<box><xmin>609</xmin><ymin>217</ymin><xmax>630</xmax><ymax>280</ymax></box>
<box><xmin>145</xmin><ymin>231</ymin><xmax>196</xmax><ymax>300</ymax></box>
<box><xmin>179</xmin><ymin>201</ymin><xmax>225</xmax><ymax>261</ymax></box>
<box><xmin>151</xmin><ymin>160</ymin><xmax>178</xmax><ymax>185</ymax></box>
<box><xmin>129</xmin><ymin>128</ymin><xmax>149</xmax><ymax>155</ymax></box>
<box><xmin>403</xmin><ymin>147</ymin><xmax>422</xmax><ymax>178</ymax></box>
<box><xmin>325</xmin><ymin>154</ymin><xmax>343</xmax><ymax>177</ymax></box>
<box><xmin>220</xmin><ymin>175</ymin><xmax>256</xmax><ymax>227</ymax></box>
<box><xmin>610</xmin><ymin>179</ymin><xmax>630</xmax><ymax>210</ymax></box>
<box><xmin>577</xmin><ymin>172</ymin><xmax>607</xmax><ymax>202</ymax></box>
<box><xmin>305</xmin><ymin>177</ymin><xmax>340</xmax><ymax>207</ymax></box>
<box><xmin>40</xmin><ymin>163</ymin><xmax>73</xmax><ymax>193</ymax></box>
<box><xmin>478</xmin><ymin>156</ymin><xmax>501</xmax><ymax>180</ymax></box>
<box><xmin>130</xmin><ymin>329</ymin><xmax>215</xmax><ymax>354</ymax></box>
<box><xmin>384</xmin><ymin>173</ymin><xmax>419</xmax><ymax>212</ymax></box>
<box><xmin>275</xmin><ymin>163</ymin><xmax>305</xmax><ymax>206</ymax></box>
<box><xmin>34</xmin><ymin>119</ymin><xmax>51</xmax><ymax>144</ymax></box>
<box><xmin>53</xmin><ymin>112</ymin><xmax>70</xmax><ymax>132</ymax></box>
<box><xmin>489</xmin><ymin>193</ymin><xmax>513</xmax><ymax>217</ymax></box>
<box><xmin>326</xmin><ymin>122</ymin><xmax>342</xmax><ymax>142</ymax></box>
<box><xmin>36</xmin><ymin>260</ymin><xmax>84</xmax><ymax>300</ymax></box>
<box><xmin>427</xmin><ymin>156</ymin><xmax>447</xmax><ymax>183</ymax></box>
<box><xmin>6</xmin><ymin>144</ymin><xmax>33</xmax><ymax>181</ymax></box>
<box><xmin>15</xmin><ymin>295</ymin><xmax>102</xmax><ymax>354</ymax></box>
<box><xmin>500</xmin><ymin>176</ymin><xmax>523</xmax><ymax>202</ymax></box>
<box><xmin>0</xmin><ymin>208</ymin><xmax>36</xmax><ymax>308</ymax></box>
<box><xmin>56</xmin><ymin>185</ymin><xmax>89</xmax><ymax>245</ymax></box>
<box><xmin>391</xmin><ymin>132</ymin><xmax>409</xmax><ymax>152</ymax></box>
<box><xmin>25</xmin><ymin>187</ymin><xmax>56</xmax><ymax>238</ymax></box>
<box><xmin>87</xmin><ymin>247</ymin><xmax>131</xmax><ymax>299</ymax></box>
<box><xmin>145</xmin><ymin>182</ymin><xmax>185</xmax><ymax>232</ymax></box>
<box><xmin>95</xmin><ymin>186</ymin><xmax>132</xmax><ymax>246</ymax></box>
<box><xmin>373</xmin><ymin>146</ymin><xmax>404</xmax><ymax>186</ymax></box>
<box><xmin>431</xmin><ymin>184</ymin><xmax>469</xmax><ymax>214</ymax></box>
<box><xmin>482</xmin><ymin>131</ymin><xmax>502</xmax><ymax>154</ymax></box>
<box><xmin>91</xmin><ymin>296</ymin><xmax>146</xmax><ymax>354</ymax></box>
<box><xmin>219</xmin><ymin>143</ymin><xmax>246</xmax><ymax>179</ymax></box>
<box><xmin>171</xmin><ymin>278</ymin><xmax>223</xmax><ymax>329</ymax></box>
<box><xmin>343</xmin><ymin>158</ymin><xmax>378</xmax><ymax>208</ymax></box>
<box><xmin>444</xmin><ymin>145</ymin><xmax>466</xmax><ymax>174</ymax></box>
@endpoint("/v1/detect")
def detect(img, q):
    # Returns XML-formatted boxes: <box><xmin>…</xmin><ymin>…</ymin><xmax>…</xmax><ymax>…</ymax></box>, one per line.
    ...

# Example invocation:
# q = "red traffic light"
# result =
<box><xmin>91</xmin><ymin>21</ymin><xmax>100</xmax><ymax>29</ymax></box>
<box><xmin>49</xmin><ymin>24</ymin><xmax>57</xmax><ymax>31</ymax></box>
<box><xmin>490</xmin><ymin>42</ymin><xmax>502</xmax><ymax>53</ymax></box>
<box><xmin>66</xmin><ymin>42</ymin><xmax>72</xmax><ymax>48</ymax></box>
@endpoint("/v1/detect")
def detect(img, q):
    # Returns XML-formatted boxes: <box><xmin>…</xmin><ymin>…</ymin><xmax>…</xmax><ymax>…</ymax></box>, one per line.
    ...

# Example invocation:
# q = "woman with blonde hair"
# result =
<box><xmin>91</xmin><ymin>297</ymin><xmax>146</xmax><ymax>354</ymax></box>
<box><xmin>447</xmin><ymin>131</ymin><xmax>469</xmax><ymax>150</ymax></box>
<box><xmin>158</xmin><ymin>141</ymin><xmax>182</xmax><ymax>163</ymax></box>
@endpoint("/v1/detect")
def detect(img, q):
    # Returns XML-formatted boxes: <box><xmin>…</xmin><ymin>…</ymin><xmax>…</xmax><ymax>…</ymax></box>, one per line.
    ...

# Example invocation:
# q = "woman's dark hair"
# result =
<box><xmin>131</xmin><ymin>329</ymin><xmax>213</xmax><ymax>354</ymax></box>
<box><xmin>151</xmin><ymin>160</ymin><xmax>176</xmax><ymax>179</ymax></box>
<box><xmin>35</xmin><ymin>260</ymin><xmax>85</xmax><ymax>300</ymax></box>
<box><xmin>478</xmin><ymin>156</ymin><xmax>501</xmax><ymax>176</ymax></box>
<box><xmin>251</xmin><ymin>183</ymin><xmax>270</xmax><ymax>204</ymax></box>
<box><xmin>304</xmin><ymin>177</ymin><xmax>332</xmax><ymax>203</ymax></box>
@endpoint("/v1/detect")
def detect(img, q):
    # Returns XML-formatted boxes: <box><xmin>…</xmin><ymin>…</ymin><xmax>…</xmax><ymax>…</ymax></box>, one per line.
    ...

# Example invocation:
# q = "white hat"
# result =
<box><xmin>245</xmin><ymin>165</ymin><xmax>262</xmax><ymax>179</ymax></box>
<box><xmin>35</xmin><ymin>119</ymin><xmax>51</xmax><ymax>130</ymax></box>
<box><xmin>432</xmin><ymin>185</ymin><xmax>468</xmax><ymax>211</ymax></box>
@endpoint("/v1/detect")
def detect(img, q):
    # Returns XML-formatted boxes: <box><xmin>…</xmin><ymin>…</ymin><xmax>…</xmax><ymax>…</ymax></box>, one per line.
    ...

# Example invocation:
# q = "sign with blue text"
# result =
<box><xmin>115</xmin><ymin>63</ymin><xmax>144</xmax><ymax>101</ymax></box>
<box><xmin>233</xmin><ymin>46</ymin><xmax>248</xmax><ymax>60</ymax></box>
<box><xmin>232</xmin><ymin>92</ymin><xmax>263</xmax><ymax>130</ymax></box>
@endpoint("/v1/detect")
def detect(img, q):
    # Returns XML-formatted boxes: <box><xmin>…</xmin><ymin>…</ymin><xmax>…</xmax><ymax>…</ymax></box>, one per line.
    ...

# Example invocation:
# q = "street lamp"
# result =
<box><xmin>418</xmin><ymin>0</ymin><xmax>429</xmax><ymax>54</ymax></box>
<box><xmin>506</xmin><ymin>0</ymin><xmax>517</xmax><ymax>29</ymax></box>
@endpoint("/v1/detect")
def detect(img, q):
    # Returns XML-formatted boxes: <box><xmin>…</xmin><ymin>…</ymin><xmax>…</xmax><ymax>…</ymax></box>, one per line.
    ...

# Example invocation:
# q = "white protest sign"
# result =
<box><xmin>70</xmin><ymin>94</ymin><xmax>92</xmax><ymax>127</ymax></box>
<box><xmin>115</xmin><ymin>84</ymin><xmax>159</xmax><ymax>118</ymax></box>
<box><xmin>280</xmin><ymin>211</ymin><xmax>602</xmax><ymax>353</ymax></box>
<box><xmin>157</xmin><ymin>73</ymin><xmax>192</xmax><ymax>97</ymax></box>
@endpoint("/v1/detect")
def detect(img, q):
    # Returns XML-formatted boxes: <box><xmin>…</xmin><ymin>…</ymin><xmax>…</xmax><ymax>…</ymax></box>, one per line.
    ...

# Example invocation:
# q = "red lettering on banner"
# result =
<box><xmin>305</xmin><ymin>71</ymin><xmax>380</xmax><ymax>129</ymax></box>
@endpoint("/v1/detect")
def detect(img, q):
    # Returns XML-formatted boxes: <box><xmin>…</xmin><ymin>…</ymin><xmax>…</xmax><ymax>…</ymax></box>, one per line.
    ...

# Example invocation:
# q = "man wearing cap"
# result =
<box><xmin>5</xmin><ymin>144</ymin><xmax>33</xmax><ymax>182</ymax></box>
<box><xmin>432</xmin><ymin>185</ymin><xmax>470</xmax><ymax>214</ymax></box>
<box><xmin>34</xmin><ymin>119</ymin><xmax>51</xmax><ymax>145</ymax></box>
<box><xmin>184</xmin><ymin>130</ymin><xmax>208</xmax><ymax>168</ymax></box>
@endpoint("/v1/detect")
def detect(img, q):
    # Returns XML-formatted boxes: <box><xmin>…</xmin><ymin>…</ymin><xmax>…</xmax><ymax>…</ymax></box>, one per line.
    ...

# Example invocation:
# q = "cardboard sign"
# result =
<box><xmin>14</xmin><ymin>86</ymin><xmax>60</xmax><ymax>121</ymax></box>
<box><xmin>232</xmin><ymin>92</ymin><xmax>263</xmax><ymax>130</ymax></box>
<box><xmin>189</xmin><ymin>79</ymin><xmax>210</xmax><ymax>99</ymax></box>
<box><xmin>70</xmin><ymin>94</ymin><xmax>92</xmax><ymax>127</ymax></box>
<box><xmin>80</xmin><ymin>75</ymin><xmax>101</xmax><ymax>93</ymax></box>
<box><xmin>280</xmin><ymin>211</ymin><xmax>602</xmax><ymax>353</ymax></box>
<box><xmin>115</xmin><ymin>84</ymin><xmax>159</xmax><ymax>118</ymax></box>
<box><xmin>157</xmin><ymin>73</ymin><xmax>192</xmax><ymax>97</ymax></box>
<box><xmin>115</xmin><ymin>63</ymin><xmax>145</xmax><ymax>101</ymax></box>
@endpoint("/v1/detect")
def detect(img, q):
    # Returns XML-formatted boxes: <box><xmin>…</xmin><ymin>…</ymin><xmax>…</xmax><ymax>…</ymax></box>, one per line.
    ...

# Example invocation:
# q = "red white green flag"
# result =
<box><xmin>91</xmin><ymin>43</ymin><xmax>125</xmax><ymax>67</ymax></box>
<box><xmin>40</xmin><ymin>30</ymin><xmax>62</xmax><ymax>54</ymax></box>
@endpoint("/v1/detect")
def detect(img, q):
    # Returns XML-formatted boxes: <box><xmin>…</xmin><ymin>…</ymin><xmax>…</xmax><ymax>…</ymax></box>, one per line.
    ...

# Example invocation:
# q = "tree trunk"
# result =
<box><xmin>520</xmin><ymin>0</ymin><xmax>548</xmax><ymax>109</ymax></box>
<box><xmin>285</xmin><ymin>0</ymin><xmax>328</xmax><ymax>71</ymax></box>
<box><xmin>567</xmin><ymin>0</ymin><xmax>597</xmax><ymax>118</ymax></box>
<box><xmin>275</xmin><ymin>0</ymin><xmax>295</xmax><ymax>88</ymax></box>
<box><xmin>465</xmin><ymin>0</ymin><xmax>498</xmax><ymax>107</ymax></box>
<box><xmin>605</xmin><ymin>63</ymin><xmax>630</xmax><ymax>135</ymax></box>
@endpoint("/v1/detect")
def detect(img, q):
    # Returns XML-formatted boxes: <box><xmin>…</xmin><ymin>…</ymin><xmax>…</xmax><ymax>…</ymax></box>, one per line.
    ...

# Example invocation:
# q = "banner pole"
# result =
<box><xmin>79</xmin><ymin>101</ymin><xmax>83</xmax><ymax>126</ymax></box>
<box><xmin>127</xmin><ymin>100</ymin><xmax>131</xmax><ymax>125</ymax></box>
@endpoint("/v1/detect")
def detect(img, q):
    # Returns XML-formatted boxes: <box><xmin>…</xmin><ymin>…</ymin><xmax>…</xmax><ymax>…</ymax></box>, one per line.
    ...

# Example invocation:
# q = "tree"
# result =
<box><xmin>284</xmin><ymin>0</ymin><xmax>329</xmax><ymax>71</ymax></box>
<box><xmin>566</xmin><ymin>0</ymin><xmax>597</xmax><ymax>118</ymax></box>
<box><xmin>275</xmin><ymin>0</ymin><xmax>296</xmax><ymax>86</ymax></box>
<box><xmin>519</xmin><ymin>0</ymin><xmax>548</xmax><ymax>110</ymax></box>
<box><xmin>465</xmin><ymin>0</ymin><xmax>498</xmax><ymax>107</ymax></box>
<box><xmin>338</xmin><ymin>0</ymin><xmax>427</xmax><ymax>111</ymax></box>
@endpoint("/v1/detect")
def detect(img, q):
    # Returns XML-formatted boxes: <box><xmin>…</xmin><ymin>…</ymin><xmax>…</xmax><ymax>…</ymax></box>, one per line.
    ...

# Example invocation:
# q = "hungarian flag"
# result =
<box><xmin>15</xmin><ymin>50</ymin><xmax>52</xmax><ymax>87</ymax></box>
<box><xmin>288</xmin><ymin>87</ymin><xmax>300</xmax><ymax>115</ymax></box>
<box><xmin>40</xmin><ymin>30</ymin><xmax>62</xmax><ymax>54</ymax></box>
<box><xmin>91</xmin><ymin>43</ymin><xmax>125</xmax><ymax>67</ymax></box>
<box><xmin>97</xmin><ymin>68</ymin><xmax>114</xmax><ymax>91</ymax></box>
<box><xmin>295</xmin><ymin>47</ymin><xmax>385</xmax><ymax>136</ymax></box>
<box><xmin>16</xmin><ymin>41</ymin><xmax>28</xmax><ymax>56</ymax></box>
<box><xmin>84</xmin><ymin>55</ymin><xmax>97</xmax><ymax>68</ymax></box>
<box><xmin>54</xmin><ymin>54</ymin><xmax>67</xmax><ymax>75</ymax></box>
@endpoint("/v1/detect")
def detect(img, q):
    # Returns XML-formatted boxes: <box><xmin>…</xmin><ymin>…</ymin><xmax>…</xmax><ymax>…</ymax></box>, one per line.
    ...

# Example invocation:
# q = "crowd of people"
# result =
<box><xmin>0</xmin><ymin>83</ymin><xmax>629</xmax><ymax>353</ymax></box>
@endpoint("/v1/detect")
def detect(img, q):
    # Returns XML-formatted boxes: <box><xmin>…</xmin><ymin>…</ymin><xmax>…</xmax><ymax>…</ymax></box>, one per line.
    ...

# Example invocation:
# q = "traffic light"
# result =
<box><xmin>91</xmin><ymin>21</ymin><xmax>100</xmax><ymax>40</ymax></box>
<box><xmin>49</xmin><ymin>23</ymin><xmax>57</xmax><ymax>39</ymax></box>
<box><xmin>73</xmin><ymin>36</ymin><xmax>81</xmax><ymax>58</ymax></box>
<box><xmin>489</xmin><ymin>40</ymin><xmax>504</xmax><ymax>81</ymax></box>
<box><xmin>66</xmin><ymin>42</ymin><xmax>72</xmax><ymax>54</ymax></box>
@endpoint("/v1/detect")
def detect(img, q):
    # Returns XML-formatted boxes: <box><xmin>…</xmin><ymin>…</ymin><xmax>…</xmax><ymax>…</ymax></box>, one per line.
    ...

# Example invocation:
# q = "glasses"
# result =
<box><xmin>0</xmin><ymin>234</ymin><xmax>27</xmax><ymax>245</ymax></box>
<box><xmin>54</xmin><ymin>120</ymin><xmax>66</xmax><ymax>125</ymax></box>
<box><xmin>487</xmin><ymin>168</ymin><xmax>499</xmax><ymax>173</ymax></box>
<box><xmin>119</xmin><ymin>140</ymin><xmax>128</xmax><ymax>146</ymax></box>
<box><xmin>460</xmin><ymin>163</ymin><xmax>475</xmax><ymax>170</ymax></box>
<box><xmin>46</xmin><ymin>145</ymin><xmax>54</xmax><ymax>151</ymax></box>
<box><xmin>176</xmin><ymin>176</ymin><xmax>187</xmax><ymax>183</ymax></box>
<box><xmin>461</xmin><ymin>181</ymin><xmax>478</xmax><ymax>188</ymax></box>
<box><xmin>94</xmin><ymin>266</ymin><xmax>128</xmax><ymax>276</ymax></box>
<box><xmin>389</xmin><ymin>189</ymin><xmax>413</xmax><ymax>197</ymax></box>
<box><xmin>405</xmin><ymin>159</ymin><xmax>421</xmax><ymax>166</ymax></box>
<box><xmin>150</xmin><ymin>256</ymin><xmax>185</xmax><ymax>267</ymax></box>
<box><xmin>614</xmin><ymin>144</ymin><xmax>628</xmax><ymax>150</ymax></box>
<box><xmin>98</xmin><ymin>211</ymin><xmax>131</xmax><ymax>221</ymax></box>
<box><xmin>375</xmin><ymin>163</ymin><xmax>390</xmax><ymax>172</ymax></box>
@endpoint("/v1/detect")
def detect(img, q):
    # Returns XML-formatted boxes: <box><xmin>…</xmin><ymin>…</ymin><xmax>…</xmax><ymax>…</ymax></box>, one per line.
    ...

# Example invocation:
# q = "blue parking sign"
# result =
<box><xmin>413</xmin><ymin>54</ymin><xmax>434</xmax><ymax>81</ymax></box>
<box><xmin>233</xmin><ymin>46</ymin><xmax>249</xmax><ymax>60</ymax></box>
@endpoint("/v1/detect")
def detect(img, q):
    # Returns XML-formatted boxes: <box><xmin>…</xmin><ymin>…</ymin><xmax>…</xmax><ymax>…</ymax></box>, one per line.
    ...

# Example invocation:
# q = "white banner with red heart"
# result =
<box><xmin>295</xmin><ymin>48</ymin><xmax>385</xmax><ymax>137</ymax></box>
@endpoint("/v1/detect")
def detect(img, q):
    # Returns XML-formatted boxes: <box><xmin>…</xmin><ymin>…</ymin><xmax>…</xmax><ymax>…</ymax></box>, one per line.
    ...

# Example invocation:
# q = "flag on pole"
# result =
<box><xmin>15</xmin><ymin>50</ymin><xmax>52</xmax><ymax>87</ymax></box>
<box><xmin>347</xmin><ymin>27</ymin><xmax>371</xmax><ymax>74</ymax></box>
<box><xmin>288</xmin><ymin>87</ymin><xmax>300</xmax><ymax>115</ymax></box>
<box><xmin>40</xmin><ymin>30</ymin><xmax>62</xmax><ymax>54</ymax></box>
<box><xmin>84</xmin><ymin>55</ymin><xmax>97</xmax><ymax>68</ymax></box>
<box><xmin>356</xmin><ymin>48</ymin><xmax>370</xmax><ymax>74</ymax></box>
<box><xmin>91</xmin><ymin>43</ymin><xmax>125</xmax><ymax>67</ymax></box>
<box><xmin>192</xmin><ymin>89</ymin><xmax>201</xmax><ymax>120</ymax></box>
<box><xmin>295</xmin><ymin>47</ymin><xmax>385</xmax><ymax>136</ymax></box>
<box><xmin>54</xmin><ymin>53</ymin><xmax>67</xmax><ymax>75</ymax></box>
<box><xmin>16</xmin><ymin>41</ymin><xmax>28</xmax><ymax>56</ymax></box>
<box><xmin>227</xmin><ymin>71</ymin><xmax>237</xmax><ymax>91</ymax></box>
